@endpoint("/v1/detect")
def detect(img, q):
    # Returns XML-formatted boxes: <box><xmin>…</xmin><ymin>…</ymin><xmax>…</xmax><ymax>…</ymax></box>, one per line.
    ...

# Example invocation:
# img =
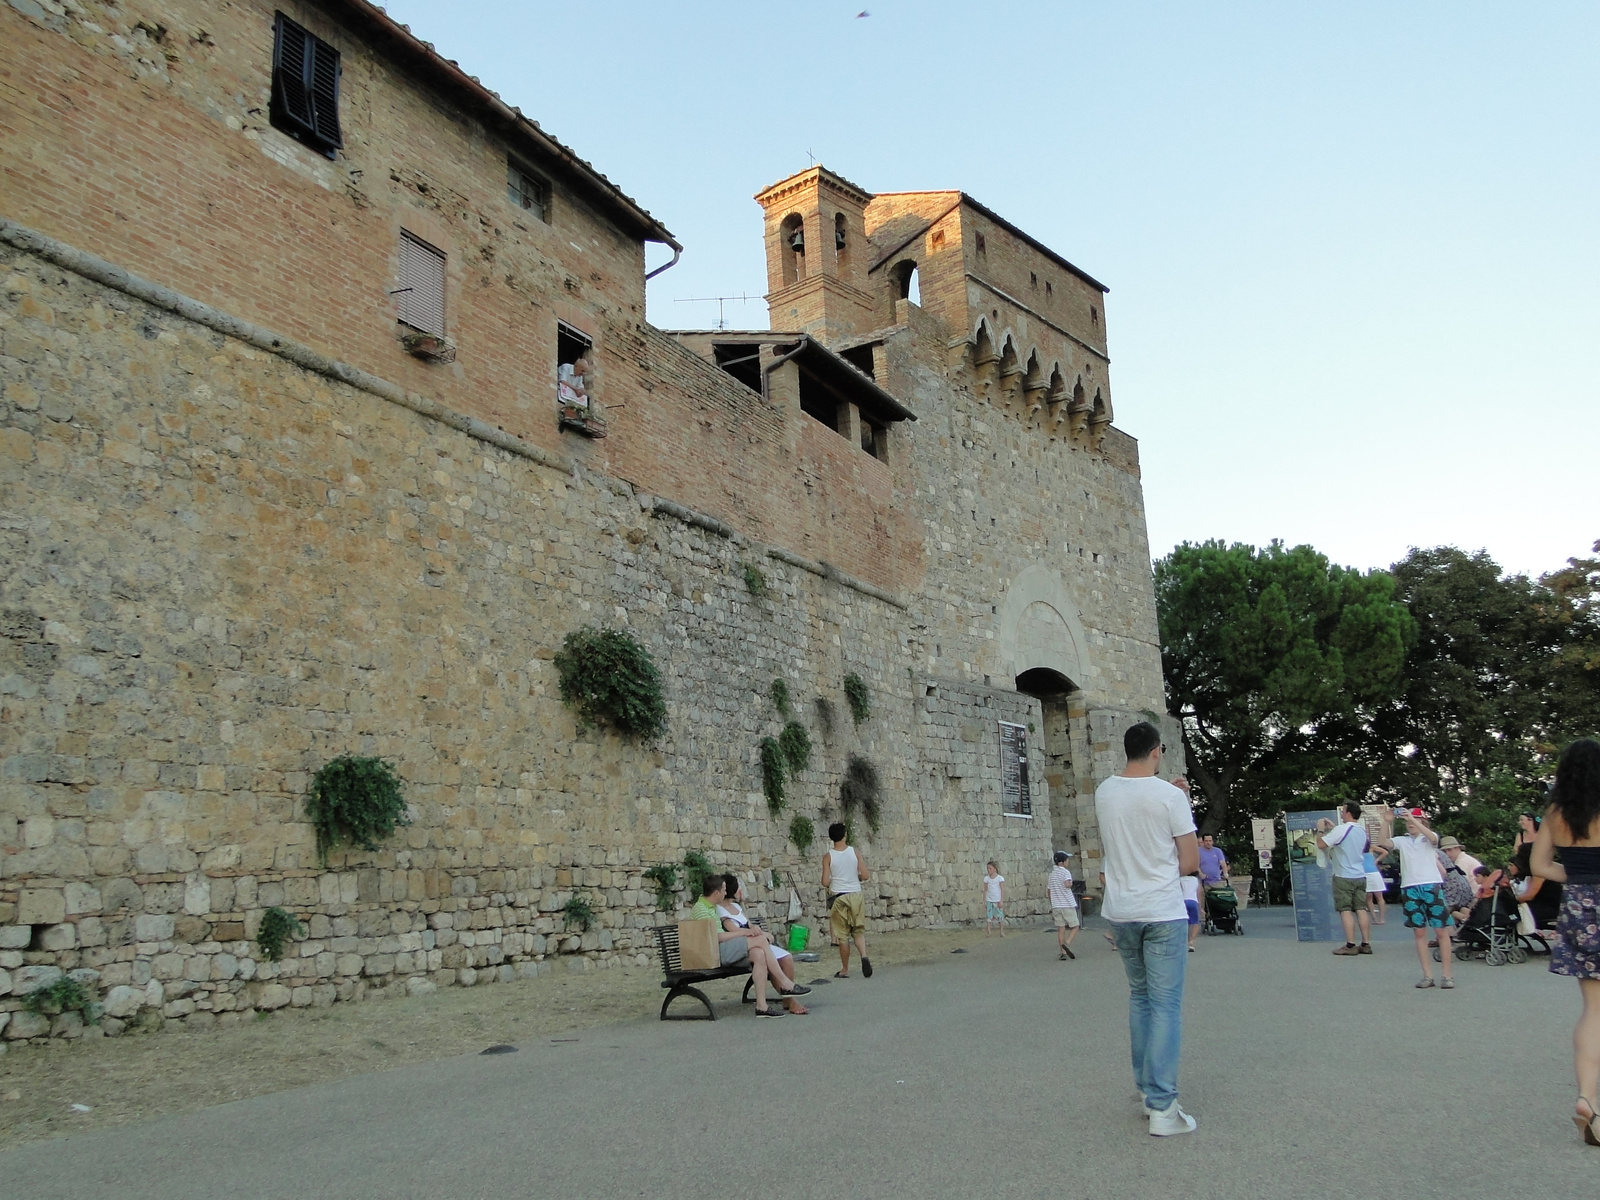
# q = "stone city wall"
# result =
<box><xmin>0</xmin><ymin>243</ymin><xmax>1060</xmax><ymax>1043</ymax></box>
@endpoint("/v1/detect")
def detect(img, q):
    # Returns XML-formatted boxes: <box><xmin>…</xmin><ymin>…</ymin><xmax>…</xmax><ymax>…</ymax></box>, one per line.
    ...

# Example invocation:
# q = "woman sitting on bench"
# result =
<box><xmin>719</xmin><ymin>874</ymin><xmax>807</xmax><ymax>1015</ymax></box>
<box><xmin>690</xmin><ymin>874</ymin><xmax>809</xmax><ymax>1019</ymax></box>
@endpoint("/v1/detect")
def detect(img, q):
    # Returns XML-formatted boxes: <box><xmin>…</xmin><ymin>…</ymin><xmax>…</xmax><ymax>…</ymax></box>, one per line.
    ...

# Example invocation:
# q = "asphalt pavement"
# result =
<box><xmin>3</xmin><ymin>906</ymin><xmax>1592</xmax><ymax>1200</ymax></box>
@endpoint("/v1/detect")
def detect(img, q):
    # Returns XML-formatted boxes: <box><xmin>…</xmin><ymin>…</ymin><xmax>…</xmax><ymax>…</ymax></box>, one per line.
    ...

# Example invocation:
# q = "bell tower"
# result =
<box><xmin>754</xmin><ymin>166</ymin><xmax>877</xmax><ymax>346</ymax></box>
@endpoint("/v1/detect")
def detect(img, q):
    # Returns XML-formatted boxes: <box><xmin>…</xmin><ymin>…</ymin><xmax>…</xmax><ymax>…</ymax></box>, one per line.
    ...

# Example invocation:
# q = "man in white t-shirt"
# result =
<box><xmin>1316</xmin><ymin>802</ymin><xmax>1373</xmax><ymax>956</ymax></box>
<box><xmin>1095</xmin><ymin>721</ymin><xmax>1200</xmax><ymax>1137</ymax></box>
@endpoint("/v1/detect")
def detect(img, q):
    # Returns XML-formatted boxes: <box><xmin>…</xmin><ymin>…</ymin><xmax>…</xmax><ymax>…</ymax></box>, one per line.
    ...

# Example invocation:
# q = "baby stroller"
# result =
<box><xmin>1444</xmin><ymin>886</ymin><xmax>1526</xmax><ymax>965</ymax></box>
<box><xmin>1203</xmin><ymin>885</ymin><xmax>1243</xmax><ymax>935</ymax></box>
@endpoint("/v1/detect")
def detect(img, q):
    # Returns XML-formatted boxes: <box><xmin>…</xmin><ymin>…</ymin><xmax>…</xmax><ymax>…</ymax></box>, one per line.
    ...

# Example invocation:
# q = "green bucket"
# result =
<box><xmin>786</xmin><ymin>924</ymin><xmax>810</xmax><ymax>953</ymax></box>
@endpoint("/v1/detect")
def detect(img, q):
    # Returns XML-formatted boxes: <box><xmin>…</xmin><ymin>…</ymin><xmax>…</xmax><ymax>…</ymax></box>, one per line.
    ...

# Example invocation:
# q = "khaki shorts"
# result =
<box><xmin>1332</xmin><ymin>874</ymin><xmax>1367</xmax><ymax>913</ymax></box>
<box><xmin>1053</xmin><ymin>906</ymin><xmax>1081</xmax><ymax>929</ymax></box>
<box><xmin>829</xmin><ymin>890</ymin><xmax>866</xmax><ymax>940</ymax></box>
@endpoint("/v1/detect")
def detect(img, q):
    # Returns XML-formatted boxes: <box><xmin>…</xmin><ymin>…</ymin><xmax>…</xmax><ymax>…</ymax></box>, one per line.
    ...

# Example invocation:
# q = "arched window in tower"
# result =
<box><xmin>780</xmin><ymin>213</ymin><xmax>805</xmax><ymax>286</ymax></box>
<box><xmin>891</xmin><ymin>260</ymin><xmax>920</xmax><ymax>306</ymax></box>
<box><xmin>834</xmin><ymin>213</ymin><xmax>848</xmax><ymax>269</ymax></box>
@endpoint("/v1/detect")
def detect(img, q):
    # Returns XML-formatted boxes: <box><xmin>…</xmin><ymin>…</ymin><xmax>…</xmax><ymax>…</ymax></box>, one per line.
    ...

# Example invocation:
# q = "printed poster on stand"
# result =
<box><xmin>1285</xmin><ymin>810</ymin><xmax>1339</xmax><ymax>942</ymax></box>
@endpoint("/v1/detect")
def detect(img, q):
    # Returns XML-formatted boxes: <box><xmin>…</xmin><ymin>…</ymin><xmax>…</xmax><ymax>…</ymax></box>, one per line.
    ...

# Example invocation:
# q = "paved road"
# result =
<box><xmin>4</xmin><ymin>908</ymin><xmax>1593</xmax><ymax>1199</ymax></box>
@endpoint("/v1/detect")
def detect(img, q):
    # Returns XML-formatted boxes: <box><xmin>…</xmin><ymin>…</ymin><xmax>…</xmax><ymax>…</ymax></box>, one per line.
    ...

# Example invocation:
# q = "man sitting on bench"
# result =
<box><xmin>691</xmin><ymin>874</ymin><xmax>809</xmax><ymax>1019</ymax></box>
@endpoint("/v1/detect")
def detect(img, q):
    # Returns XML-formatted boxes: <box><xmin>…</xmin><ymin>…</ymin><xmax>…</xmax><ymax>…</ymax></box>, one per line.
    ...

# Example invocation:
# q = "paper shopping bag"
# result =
<box><xmin>677</xmin><ymin>920</ymin><xmax>719</xmax><ymax>970</ymax></box>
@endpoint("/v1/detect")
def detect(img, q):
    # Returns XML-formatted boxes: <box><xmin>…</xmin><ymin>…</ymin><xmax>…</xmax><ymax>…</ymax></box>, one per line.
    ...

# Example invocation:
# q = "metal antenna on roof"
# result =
<box><xmin>672</xmin><ymin>293</ymin><xmax>758</xmax><ymax>330</ymax></box>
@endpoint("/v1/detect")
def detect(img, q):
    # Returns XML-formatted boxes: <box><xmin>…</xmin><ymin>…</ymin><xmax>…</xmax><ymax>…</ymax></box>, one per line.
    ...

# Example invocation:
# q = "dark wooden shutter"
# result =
<box><xmin>272</xmin><ymin>15</ymin><xmax>313</xmax><ymax>130</ymax></box>
<box><xmin>309</xmin><ymin>37</ymin><xmax>342</xmax><ymax>148</ymax></box>
<box><xmin>397</xmin><ymin>233</ymin><xmax>446</xmax><ymax>336</ymax></box>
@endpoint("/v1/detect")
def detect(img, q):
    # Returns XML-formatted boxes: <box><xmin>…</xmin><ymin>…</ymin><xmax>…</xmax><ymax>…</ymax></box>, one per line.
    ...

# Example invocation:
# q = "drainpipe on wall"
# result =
<box><xmin>643</xmin><ymin>246</ymin><xmax>681</xmax><ymax>281</ymax></box>
<box><xmin>761</xmin><ymin>337</ymin><xmax>809</xmax><ymax>405</ymax></box>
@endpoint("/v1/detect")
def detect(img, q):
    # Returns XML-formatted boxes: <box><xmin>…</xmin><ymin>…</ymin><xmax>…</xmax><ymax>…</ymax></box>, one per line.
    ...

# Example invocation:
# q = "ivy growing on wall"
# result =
<box><xmin>562</xmin><ymin>894</ymin><xmax>596</xmax><ymax>933</ymax></box>
<box><xmin>24</xmin><ymin>976</ymin><xmax>99</xmax><ymax>1025</ymax></box>
<box><xmin>742</xmin><ymin>561</ymin><xmax>768</xmax><ymax>598</ymax></box>
<box><xmin>779</xmin><ymin>721</ymin><xmax>811</xmax><ymax>775</ymax></box>
<box><xmin>256</xmin><ymin>906</ymin><xmax>303</xmax><ymax>962</ymax></box>
<box><xmin>683</xmin><ymin>849</ymin><xmax>716</xmax><ymax>900</ymax></box>
<box><xmin>759</xmin><ymin>736</ymin><xmax>787</xmax><ymax>813</ymax></box>
<box><xmin>839</xmin><ymin>753</ymin><xmax>882</xmax><ymax>833</ymax></box>
<box><xmin>305</xmin><ymin>755</ymin><xmax>409</xmax><ymax>865</ymax></box>
<box><xmin>553</xmin><ymin>626</ymin><xmax>668</xmax><ymax>740</ymax></box>
<box><xmin>769</xmin><ymin>678</ymin><xmax>791</xmax><ymax>718</ymax></box>
<box><xmin>844</xmin><ymin>673</ymin><xmax>871</xmax><ymax>725</ymax></box>
<box><xmin>642</xmin><ymin>864</ymin><xmax>679</xmax><ymax>910</ymax></box>
<box><xmin>789</xmin><ymin>814</ymin><xmax>815</xmax><ymax>855</ymax></box>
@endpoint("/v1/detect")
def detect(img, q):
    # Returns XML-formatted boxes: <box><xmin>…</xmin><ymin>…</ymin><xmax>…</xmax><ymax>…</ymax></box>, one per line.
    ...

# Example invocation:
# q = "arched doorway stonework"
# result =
<box><xmin>993</xmin><ymin>564</ymin><xmax>1088</xmax><ymax>688</ymax></box>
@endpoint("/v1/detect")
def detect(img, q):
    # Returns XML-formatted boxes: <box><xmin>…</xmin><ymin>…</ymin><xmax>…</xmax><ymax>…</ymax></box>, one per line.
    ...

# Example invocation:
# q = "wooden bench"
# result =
<box><xmin>651</xmin><ymin>923</ymin><xmax>755</xmax><ymax>1020</ymax></box>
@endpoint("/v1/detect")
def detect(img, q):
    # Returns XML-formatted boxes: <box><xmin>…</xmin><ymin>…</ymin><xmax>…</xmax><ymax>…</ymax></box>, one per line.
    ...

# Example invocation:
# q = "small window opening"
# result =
<box><xmin>797</xmin><ymin>371</ymin><xmax>835</xmax><ymax>431</ymax></box>
<box><xmin>270</xmin><ymin>12</ymin><xmax>342</xmax><ymax>158</ymax></box>
<box><xmin>861</xmin><ymin>414</ymin><xmax>888</xmax><ymax>461</ymax></box>
<box><xmin>1090</xmin><ymin>304</ymin><xmax>1099</xmax><ymax>326</ymax></box>
<box><xmin>1046</xmin><ymin>280</ymin><xmax>1053</xmax><ymax>299</ymax></box>
<box><xmin>557</xmin><ymin>323</ymin><xmax>594</xmax><ymax>410</ymax></box>
<box><xmin>396</xmin><ymin>231</ymin><xmax>446</xmax><ymax>336</ymax></box>
<box><xmin>713</xmin><ymin>343</ymin><xmax>762</xmax><ymax>393</ymax></box>
<box><xmin>834</xmin><ymin>213</ymin><xmax>848</xmax><ymax>268</ymax></box>
<box><xmin>975</xmin><ymin>232</ymin><xmax>986</xmax><ymax>256</ymax></box>
<box><xmin>508</xmin><ymin>160</ymin><xmax>550</xmax><ymax>221</ymax></box>
<box><xmin>930</xmin><ymin>229</ymin><xmax>946</xmax><ymax>251</ymax></box>
<box><xmin>1030</xmin><ymin>272</ymin><xmax>1038</xmax><ymax>289</ymax></box>
<box><xmin>780</xmin><ymin>213</ymin><xmax>805</xmax><ymax>286</ymax></box>
<box><xmin>840</xmin><ymin>345</ymin><xmax>875</xmax><ymax>380</ymax></box>
<box><xmin>891</xmin><ymin>260</ymin><xmax>920</xmax><ymax>305</ymax></box>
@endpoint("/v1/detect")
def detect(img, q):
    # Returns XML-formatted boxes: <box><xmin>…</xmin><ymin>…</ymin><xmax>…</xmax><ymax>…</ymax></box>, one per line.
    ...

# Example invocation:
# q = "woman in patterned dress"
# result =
<box><xmin>1531</xmin><ymin>738</ymin><xmax>1600</xmax><ymax>1146</ymax></box>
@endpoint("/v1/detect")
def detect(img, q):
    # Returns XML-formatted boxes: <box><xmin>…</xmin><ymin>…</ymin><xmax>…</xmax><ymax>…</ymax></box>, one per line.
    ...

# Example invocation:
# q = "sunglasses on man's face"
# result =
<box><xmin>1160</xmin><ymin>744</ymin><xmax>1167</xmax><ymax>753</ymax></box>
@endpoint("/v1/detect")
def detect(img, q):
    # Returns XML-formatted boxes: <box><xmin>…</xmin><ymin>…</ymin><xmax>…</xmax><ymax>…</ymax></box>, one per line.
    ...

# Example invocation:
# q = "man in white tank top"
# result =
<box><xmin>822</xmin><ymin>822</ymin><xmax>873</xmax><ymax>978</ymax></box>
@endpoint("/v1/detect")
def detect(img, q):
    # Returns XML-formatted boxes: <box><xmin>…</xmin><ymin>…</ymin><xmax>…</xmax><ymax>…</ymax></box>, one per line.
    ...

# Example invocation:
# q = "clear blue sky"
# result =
<box><xmin>381</xmin><ymin>1</ymin><xmax>1598</xmax><ymax>579</ymax></box>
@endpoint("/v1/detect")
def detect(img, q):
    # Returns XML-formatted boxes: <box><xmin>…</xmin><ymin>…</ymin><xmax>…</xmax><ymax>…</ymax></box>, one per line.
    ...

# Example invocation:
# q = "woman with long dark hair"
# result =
<box><xmin>1531</xmin><ymin>738</ymin><xmax>1600</xmax><ymax>1145</ymax></box>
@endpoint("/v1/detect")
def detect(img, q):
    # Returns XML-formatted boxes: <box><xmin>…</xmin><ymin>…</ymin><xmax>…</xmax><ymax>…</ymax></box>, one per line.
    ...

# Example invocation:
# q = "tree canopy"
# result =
<box><xmin>1157</xmin><ymin>538</ymin><xmax>1600</xmax><ymax>864</ymax></box>
<box><xmin>1155</xmin><ymin>540</ymin><xmax>1413</xmax><ymax>834</ymax></box>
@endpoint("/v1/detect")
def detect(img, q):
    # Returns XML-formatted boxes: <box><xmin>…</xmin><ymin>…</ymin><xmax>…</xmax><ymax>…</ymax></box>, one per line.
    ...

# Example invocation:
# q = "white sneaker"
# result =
<box><xmin>1148</xmin><ymin>1102</ymin><xmax>1197</xmax><ymax>1136</ymax></box>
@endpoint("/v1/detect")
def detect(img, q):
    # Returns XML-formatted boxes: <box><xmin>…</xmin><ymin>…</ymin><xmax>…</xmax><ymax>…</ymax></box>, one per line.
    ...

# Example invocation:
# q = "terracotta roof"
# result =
<box><xmin>322</xmin><ymin>1</ymin><xmax>679</xmax><ymax>249</ymax></box>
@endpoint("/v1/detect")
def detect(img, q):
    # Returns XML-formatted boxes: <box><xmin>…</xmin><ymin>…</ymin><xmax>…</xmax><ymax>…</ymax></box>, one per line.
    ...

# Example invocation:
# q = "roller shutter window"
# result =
<box><xmin>271</xmin><ymin>12</ymin><xmax>342</xmax><ymax>157</ymax></box>
<box><xmin>397</xmin><ymin>233</ymin><xmax>447</xmax><ymax>336</ymax></box>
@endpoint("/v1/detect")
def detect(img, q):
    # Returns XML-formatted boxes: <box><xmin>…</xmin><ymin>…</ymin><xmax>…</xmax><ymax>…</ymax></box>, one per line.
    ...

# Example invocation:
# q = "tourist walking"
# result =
<box><xmin>1394</xmin><ymin>812</ymin><xmax>1455</xmax><ymax>989</ymax></box>
<box><xmin>1529</xmin><ymin>737</ymin><xmax>1600</xmax><ymax>1146</ymax></box>
<box><xmin>1180</xmin><ymin>872</ymin><xmax>1201</xmax><ymax>952</ymax></box>
<box><xmin>1095</xmin><ymin>721</ymin><xmax>1200</xmax><ymax>1136</ymax></box>
<box><xmin>1047</xmin><ymin>851</ymin><xmax>1080</xmax><ymax>959</ymax></box>
<box><xmin>984</xmin><ymin>861</ymin><xmax>1007</xmax><ymax>936</ymax></box>
<box><xmin>1316</xmin><ymin>803</ymin><xmax>1373</xmax><ymax>955</ymax></box>
<box><xmin>822</xmin><ymin>822</ymin><xmax>872</xmax><ymax>978</ymax></box>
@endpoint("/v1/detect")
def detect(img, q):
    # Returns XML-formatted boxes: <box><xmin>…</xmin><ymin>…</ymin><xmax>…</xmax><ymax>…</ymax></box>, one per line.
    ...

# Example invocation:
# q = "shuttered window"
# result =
<box><xmin>396</xmin><ymin>233</ymin><xmax>446</xmax><ymax>336</ymax></box>
<box><xmin>270</xmin><ymin>12</ymin><xmax>342</xmax><ymax>157</ymax></box>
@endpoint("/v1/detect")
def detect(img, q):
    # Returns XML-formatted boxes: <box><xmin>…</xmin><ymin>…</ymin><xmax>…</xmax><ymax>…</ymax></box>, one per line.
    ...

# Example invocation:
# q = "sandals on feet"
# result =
<box><xmin>1576</xmin><ymin>1097</ymin><xmax>1600</xmax><ymax>1146</ymax></box>
<box><xmin>861</xmin><ymin>957</ymin><xmax>873</xmax><ymax>978</ymax></box>
<box><xmin>834</xmin><ymin>970</ymin><xmax>850</xmax><ymax>978</ymax></box>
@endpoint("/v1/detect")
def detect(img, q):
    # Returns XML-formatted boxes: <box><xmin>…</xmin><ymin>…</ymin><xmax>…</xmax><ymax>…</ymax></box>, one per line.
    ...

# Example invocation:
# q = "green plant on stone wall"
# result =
<box><xmin>839</xmin><ymin>753</ymin><xmax>882</xmax><ymax>833</ymax></box>
<box><xmin>642</xmin><ymin>864</ymin><xmax>679</xmax><ymax>910</ymax></box>
<box><xmin>553</xmin><ymin>626</ymin><xmax>668</xmax><ymax>740</ymax></box>
<box><xmin>682</xmin><ymin>849</ymin><xmax>716</xmax><ymax>900</ymax></box>
<box><xmin>759</xmin><ymin>736</ymin><xmax>787</xmax><ymax>814</ymax></box>
<box><xmin>24</xmin><ymin>976</ymin><xmax>100</xmax><ymax>1025</ymax></box>
<box><xmin>742</xmin><ymin>561</ymin><xmax>767</xmax><ymax>598</ymax></box>
<box><xmin>779</xmin><ymin>720</ymin><xmax>812</xmax><ymax>775</ymax></box>
<box><xmin>562</xmin><ymin>894</ymin><xmax>596</xmax><ymax>933</ymax></box>
<box><xmin>769</xmin><ymin>678</ymin><xmax>791</xmax><ymax>717</ymax></box>
<box><xmin>789</xmin><ymin>814</ymin><xmax>815</xmax><ymax>855</ymax></box>
<box><xmin>843</xmin><ymin>673</ymin><xmax>871</xmax><ymax>726</ymax></box>
<box><xmin>256</xmin><ymin>906</ymin><xmax>303</xmax><ymax>962</ymax></box>
<box><xmin>305</xmin><ymin>755</ymin><xmax>409</xmax><ymax>865</ymax></box>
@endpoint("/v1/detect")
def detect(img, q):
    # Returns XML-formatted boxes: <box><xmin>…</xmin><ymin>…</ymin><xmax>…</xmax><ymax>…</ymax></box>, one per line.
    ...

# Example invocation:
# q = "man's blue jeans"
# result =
<box><xmin>1110</xmin><ymin>919</ymin><xmax>1188</xmax><ymax>1110</ymax></box>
